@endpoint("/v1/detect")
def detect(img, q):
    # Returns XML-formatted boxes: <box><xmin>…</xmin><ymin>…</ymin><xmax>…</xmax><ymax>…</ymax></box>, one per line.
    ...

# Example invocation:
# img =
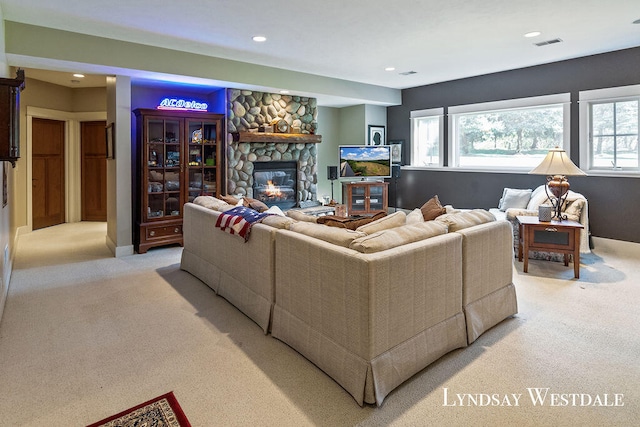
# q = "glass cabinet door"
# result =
<box><xmin>369</xmin><ymin>185</ymin><xmax>384</xmax><ymax>211</ymax></box>
<box><xmin>145</xmin><ymin>118</ymin><xmax>182</xmax><ymax>220</ymax></box>
<box><xmin>186</xmin><ymin>118</ymin><xmax>218</xmax><ymax>202</ymax></box>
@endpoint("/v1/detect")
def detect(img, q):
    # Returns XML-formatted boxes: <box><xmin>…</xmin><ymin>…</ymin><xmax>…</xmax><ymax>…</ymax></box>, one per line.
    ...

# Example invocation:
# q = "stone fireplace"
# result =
<box><xmin>225</xmin><ymin>89</ymin><xmax>320</xmax><ymax>208</ymax></box>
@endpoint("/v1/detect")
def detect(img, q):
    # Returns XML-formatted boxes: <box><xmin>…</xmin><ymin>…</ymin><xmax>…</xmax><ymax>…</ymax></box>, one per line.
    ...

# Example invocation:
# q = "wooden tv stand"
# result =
<box><xmin>342</xmin><ymin>181</ymin><xmax>388</xmax><ymax>216</ymax></box>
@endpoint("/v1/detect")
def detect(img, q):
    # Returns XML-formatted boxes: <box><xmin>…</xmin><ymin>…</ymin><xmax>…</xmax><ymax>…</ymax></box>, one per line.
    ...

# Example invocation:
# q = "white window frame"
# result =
<box><xmin>409</xmin><ymin>107</ymin><xmax>444</xmax><ymax>168</ymax></box>
<box><xmin>448</xmin><ymin>93</ymin><xmax>571</xmax><ymax>172</ymax></box>
<box><xmin>579</xmin><ymin>84</ymin><xmax>640</xmax><ymax>177</ymax></box>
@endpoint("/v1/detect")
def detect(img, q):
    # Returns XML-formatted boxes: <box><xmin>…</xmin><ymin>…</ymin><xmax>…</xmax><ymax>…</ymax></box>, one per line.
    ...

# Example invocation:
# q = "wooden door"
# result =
<box><xmin>81</xmin><ymin>121</ymin><xmax>107</xmax><ymax>221</ymax></box>
<box><xmin>32</xmin><ymin>118</ymin><xmax>65</xmax><ymax>230</ymax></box>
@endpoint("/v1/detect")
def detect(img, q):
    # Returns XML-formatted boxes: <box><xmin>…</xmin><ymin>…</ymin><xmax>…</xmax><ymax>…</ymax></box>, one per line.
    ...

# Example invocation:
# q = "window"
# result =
<box><xmin>410</xmin><ymin>108</ymin><xmax>444</xmax><ymax>167</ymax></box>
<box><xmin>580</xmin><ymin>85</ymin><xmax>640</xmax><ymax>175</ymax></box>
<box><xmin>449</xmin><ymin>94</ymin><xmax>570</xmax><ymax>170</ymax></box>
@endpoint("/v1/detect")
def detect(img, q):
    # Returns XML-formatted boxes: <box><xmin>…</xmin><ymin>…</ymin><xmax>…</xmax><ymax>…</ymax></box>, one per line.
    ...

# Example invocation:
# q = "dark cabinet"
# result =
<box><xmin>0</xmin><ymin>69</ymin><xmax>25</xmax><ymax>167</ymax></box>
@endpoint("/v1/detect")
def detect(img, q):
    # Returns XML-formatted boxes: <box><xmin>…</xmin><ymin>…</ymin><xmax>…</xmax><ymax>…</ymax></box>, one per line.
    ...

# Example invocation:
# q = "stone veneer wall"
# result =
<box><xmin>225</xmin><ymin>89</ymin><xmax>319</xmax><ymax>203</ymax></box>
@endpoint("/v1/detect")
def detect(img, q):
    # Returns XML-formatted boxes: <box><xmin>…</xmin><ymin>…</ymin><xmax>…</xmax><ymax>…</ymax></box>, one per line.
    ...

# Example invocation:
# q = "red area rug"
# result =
<box><xmin>86</xmin><ymin>391</ymin><xmax>191</xmax><ymax>427</ymax></box>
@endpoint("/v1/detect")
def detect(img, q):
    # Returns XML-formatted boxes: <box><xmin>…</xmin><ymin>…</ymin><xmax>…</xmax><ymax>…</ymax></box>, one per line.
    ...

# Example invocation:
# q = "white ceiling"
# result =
<box><xmin>2</xmin><ymin>0</ymin><xmax>640</xmax><ymax>98</ymax></box>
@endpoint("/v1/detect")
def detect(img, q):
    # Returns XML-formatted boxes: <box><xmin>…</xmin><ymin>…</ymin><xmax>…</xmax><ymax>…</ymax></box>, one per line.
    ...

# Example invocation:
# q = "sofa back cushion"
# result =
<box><xmin>288</xmin><ymin>221</ymin><xmax>365</xmax><ymax>247</ymax></box>
<box><xmin>349</xmin><ymin>221</ymin><xmax>448</xmax><ymax>253</ymax></box>
<box><xmin>355</xmin><ymin>211</ymin><xmax>406</xmax><ymax>235</ymax></box>
<box><xmin>261</xmin><ymin>215</ymin><xmax>296</xmax><ymax>229</ymax></box>
<box><xmin>436</xmin><ymin>209</ymin><xmax>496</xmax><ymax>232</ymax></box>
<box><xmin>286</xmin><ymin>209</ymin><xmax>318</xmax><ymax>223</ymax></box>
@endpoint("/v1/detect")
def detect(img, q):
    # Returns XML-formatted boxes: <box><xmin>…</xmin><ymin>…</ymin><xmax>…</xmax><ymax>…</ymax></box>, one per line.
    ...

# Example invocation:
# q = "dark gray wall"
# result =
<box><xmin>387</xmin><ymin>46</ymin><xmax>640</xmax><ymax>243</ymax></box>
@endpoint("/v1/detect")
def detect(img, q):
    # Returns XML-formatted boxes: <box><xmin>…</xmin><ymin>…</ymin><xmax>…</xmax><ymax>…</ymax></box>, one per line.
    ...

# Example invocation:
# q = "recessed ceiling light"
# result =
<box><xmin>252</xmin><ymin>36</ymin><xmax>267</xmax><ymax>42</ymax></box>
<box><xmin>73</xmin><ymin>73</ymin><xmax>85</xmax><ymax>78</ymax></box>
<box><xmin>524</xmin><ymin>31</ymin><xmax>541</xmax><ymax>38</ymax></box>
<box><xmin>385</xmin><ymin>67</ymin><xmax>396</xmax><ymax>72</ymax></box>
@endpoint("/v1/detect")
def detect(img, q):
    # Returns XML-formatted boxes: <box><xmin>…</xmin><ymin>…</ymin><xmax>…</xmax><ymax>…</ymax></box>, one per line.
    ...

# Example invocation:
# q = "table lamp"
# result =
<box><xmin>529</xmin><ymin>147</ymin><xmax>586</xmax><ymax>220</ymax></box>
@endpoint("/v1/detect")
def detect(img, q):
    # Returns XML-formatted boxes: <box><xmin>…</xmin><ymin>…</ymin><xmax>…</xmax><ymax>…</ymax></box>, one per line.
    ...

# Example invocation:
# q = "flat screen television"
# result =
<box><xmin>339</xmin><ymin>145</ymin><xmax>391</xmax><ymax>179</ymax></box>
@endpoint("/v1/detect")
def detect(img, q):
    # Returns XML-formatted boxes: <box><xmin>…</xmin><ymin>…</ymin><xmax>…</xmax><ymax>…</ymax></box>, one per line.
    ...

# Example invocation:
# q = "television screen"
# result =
<box><xmin>339</xmin><ymin>145</ymin><xmax>391</xmax><ymax>178</ymax></box>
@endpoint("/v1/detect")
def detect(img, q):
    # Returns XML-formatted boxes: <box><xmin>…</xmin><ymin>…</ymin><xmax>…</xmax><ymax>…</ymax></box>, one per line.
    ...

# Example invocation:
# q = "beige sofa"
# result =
<box><xmin>180</xmin><ymin>200</ymin><xmax>517</xmax><ymax>406</ymax></box>
<box><xmin>180</xmin><ymin>202</ymin><xmax>276</xmax><ymax>333</ymax></box>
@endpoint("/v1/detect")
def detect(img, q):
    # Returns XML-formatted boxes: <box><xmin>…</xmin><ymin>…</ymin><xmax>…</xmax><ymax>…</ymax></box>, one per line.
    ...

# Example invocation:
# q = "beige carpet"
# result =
<box><xmin>0</xmin><ymin>222</ymin><xmax>638</xmax><ymax>426</ymax></box>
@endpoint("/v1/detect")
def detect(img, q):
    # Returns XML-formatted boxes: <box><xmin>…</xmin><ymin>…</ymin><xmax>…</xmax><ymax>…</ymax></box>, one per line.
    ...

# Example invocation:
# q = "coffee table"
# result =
<box><xmin>516</xmin><ymin>215</ymin><xmax>584</xmax><ymax>278</ymax></box>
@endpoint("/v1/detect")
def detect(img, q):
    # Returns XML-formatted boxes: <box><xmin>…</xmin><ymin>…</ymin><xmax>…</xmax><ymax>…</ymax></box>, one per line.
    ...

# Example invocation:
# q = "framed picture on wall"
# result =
<box><xmin>388</xmin><ymin>140</ymin><xmax>405</xmax><ymax>165</ymax></box>
<box><xmin>367</xmin><ymin>125</ymin><xmax>385</xmax><ymax>146</ymax></box>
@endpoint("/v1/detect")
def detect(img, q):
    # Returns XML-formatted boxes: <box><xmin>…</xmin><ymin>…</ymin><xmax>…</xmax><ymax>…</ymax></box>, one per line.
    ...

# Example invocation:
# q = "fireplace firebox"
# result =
<box><xmin>252</xmin><ymin>161</ymin><xmax>297</xmax><ymax>210</ymax></box>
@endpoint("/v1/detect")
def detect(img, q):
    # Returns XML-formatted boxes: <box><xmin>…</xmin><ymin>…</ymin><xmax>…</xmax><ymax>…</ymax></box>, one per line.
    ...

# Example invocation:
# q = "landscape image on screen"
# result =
<box><xmin>340</xmin><ymin>146</ymin><xmax>391</xmax><ymax>178</ymax></box>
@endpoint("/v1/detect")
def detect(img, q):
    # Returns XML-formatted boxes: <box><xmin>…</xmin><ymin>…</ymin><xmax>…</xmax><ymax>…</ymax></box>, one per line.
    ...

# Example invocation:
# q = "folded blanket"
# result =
<box><xmin>215</xmin><ymin>206</ymin><xmax>270</xmax><ymax>241</ymax></box>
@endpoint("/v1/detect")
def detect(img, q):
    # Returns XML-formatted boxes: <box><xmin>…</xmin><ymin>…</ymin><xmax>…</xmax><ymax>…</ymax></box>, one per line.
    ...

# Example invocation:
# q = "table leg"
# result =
<box><xmin>523</xmin><ymin>225</ymin><xmax>529</xmax><ymax>273</ymax></box>
<box><xmin>574</xmin><ymin>230</ymin><xmax>581</xmax><ymax>279</ymax></box>
<box><xmin>518</xmin><ymin>223</ymin><xmax>523</xmax><ymax>262</ymax></box>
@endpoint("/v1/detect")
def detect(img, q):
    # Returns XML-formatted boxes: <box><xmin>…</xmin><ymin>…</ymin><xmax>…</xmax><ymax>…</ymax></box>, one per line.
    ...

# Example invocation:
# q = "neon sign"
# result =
<box><xmin>157</xmin><ymin>98</ymin><xmax>208</xmax><ymax>111</ymax></box>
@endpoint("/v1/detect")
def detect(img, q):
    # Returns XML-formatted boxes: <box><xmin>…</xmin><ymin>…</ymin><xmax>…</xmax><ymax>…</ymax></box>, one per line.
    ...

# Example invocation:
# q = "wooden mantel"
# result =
<box><xmin>234</xmin><ymin>131</ymin><xmax>322</xmax><ymax>144</ymax></box>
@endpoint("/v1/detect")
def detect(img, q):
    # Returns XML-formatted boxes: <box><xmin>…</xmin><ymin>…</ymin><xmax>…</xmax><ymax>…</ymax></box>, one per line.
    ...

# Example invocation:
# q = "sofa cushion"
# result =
<box><xmin>286</xmin><ymin>209</ymin><xmax>318</xmax><ymax>223</ymax></box>
<box><xmin>499</xmin><ymin>188</ymin><xmax>532</xmax><ymax>211</ymax></box>
<box><xmin>436</xmin><ymin>209</ymin><xmax>496</xmax><ymax>232</ymax></box>
<box><xmin>288</xmin><ymin>221</ymin><xmax>365</xmax><ymax>247</ymax></box>
<box><xmin>420</xmin><ymin>195</ymin><xmax>447</xmax><ymax>220</ymax></box>
<box><xmin>317</xmin><ymin>212</ymin><xmax>386</xmax><ymax>230</ymax></box>
<box><xmin>193</xmin><ymin>196</ymin><xmax>232</xmax><ymax>211</ymax></box>
<box><xmin>355</xmin><ymin>211</ymin><xmax>406</xmax><ymax>234</ymax></box>
<box><xmin>349</xmin><ymin>221</ymin><xmax>448</xmax><ymax>253</ymax></box>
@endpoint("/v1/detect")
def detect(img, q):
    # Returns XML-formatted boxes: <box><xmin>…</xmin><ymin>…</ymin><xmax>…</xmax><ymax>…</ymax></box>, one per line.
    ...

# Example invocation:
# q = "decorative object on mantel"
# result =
<box><xmin>529</xmin><ymin>146</ymin><xmax>586</xmax><ymax>221</ymax></box>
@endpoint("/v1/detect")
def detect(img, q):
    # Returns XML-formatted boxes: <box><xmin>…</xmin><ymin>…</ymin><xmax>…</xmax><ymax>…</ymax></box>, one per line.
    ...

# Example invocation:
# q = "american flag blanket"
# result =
<box><xmin>215</xmin><ymin>206</ymin><xmax>271</xmax><ymax>241</ymax></box>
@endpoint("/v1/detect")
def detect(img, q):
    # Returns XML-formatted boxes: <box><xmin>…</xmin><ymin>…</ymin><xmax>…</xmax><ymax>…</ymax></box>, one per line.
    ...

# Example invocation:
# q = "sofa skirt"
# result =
<box><xmin>272</xmin><ymin>307</ymin><xmax>467</xmax><ymax>406</ymax></box>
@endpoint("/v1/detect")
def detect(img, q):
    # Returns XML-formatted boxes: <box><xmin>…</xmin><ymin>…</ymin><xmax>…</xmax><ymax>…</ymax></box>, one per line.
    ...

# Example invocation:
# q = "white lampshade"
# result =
<box><xmin>529</xmin><ymin>147</ymin><xmax>586</xmax><ymax>176</ymax></box>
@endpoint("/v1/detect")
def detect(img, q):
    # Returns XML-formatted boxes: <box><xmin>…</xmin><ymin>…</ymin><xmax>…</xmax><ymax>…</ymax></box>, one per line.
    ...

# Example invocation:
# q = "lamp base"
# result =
<box><xmin>544</xmin><ymin>175</ymin><xmax>570</xmax><ymax>221</ymax></box>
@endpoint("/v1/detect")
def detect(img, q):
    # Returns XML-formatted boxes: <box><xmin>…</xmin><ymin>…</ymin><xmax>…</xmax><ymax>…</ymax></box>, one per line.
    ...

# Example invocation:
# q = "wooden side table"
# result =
<box><xmin>516</xmin><ymin>215</ymin><xmax>584</xmax><ymax>278</ymax></box>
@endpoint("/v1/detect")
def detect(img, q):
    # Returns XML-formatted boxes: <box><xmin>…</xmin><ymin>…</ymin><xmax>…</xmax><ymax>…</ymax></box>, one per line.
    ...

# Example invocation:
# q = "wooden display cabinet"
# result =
<box><xmin>134</xmin><ymin>108</ymin><xmax>223</xmax><ymax>253</ymax></box>
<box><xmin>342</xmin><ymin>181</ymin><xmax>388</xmax><ymax>216</ymax></box>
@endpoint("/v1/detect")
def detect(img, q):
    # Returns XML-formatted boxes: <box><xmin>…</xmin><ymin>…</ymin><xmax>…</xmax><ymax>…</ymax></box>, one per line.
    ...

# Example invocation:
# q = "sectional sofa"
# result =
<box><xmin>180</xmin><ymin>198</ymin><xmax>517</xmax><ymax>406</ymax></box>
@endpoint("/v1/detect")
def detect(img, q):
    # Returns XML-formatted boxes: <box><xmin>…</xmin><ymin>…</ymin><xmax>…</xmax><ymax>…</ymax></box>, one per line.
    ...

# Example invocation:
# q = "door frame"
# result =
<box><xmin>24</xmin><ymin>107</ymin><xmax>107</xmax><ymax>233</ymax></box>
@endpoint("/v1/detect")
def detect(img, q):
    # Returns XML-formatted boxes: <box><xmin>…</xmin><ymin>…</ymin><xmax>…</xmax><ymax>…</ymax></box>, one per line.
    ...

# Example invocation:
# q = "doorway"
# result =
<box><xmin>81</xmin><ymin>121</ymin><xmax>107</xmax><ymax>221</ymax></box>
<box><xmin>32</xmin><ymin>118</ymin><xmax>65</xmax><ymax>230</ymax></box>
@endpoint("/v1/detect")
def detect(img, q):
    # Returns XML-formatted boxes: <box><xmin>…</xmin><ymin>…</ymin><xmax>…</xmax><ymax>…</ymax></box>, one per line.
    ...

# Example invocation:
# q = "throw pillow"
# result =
<box><xmin>220</xmin><ymin>194</ymin><xmax>240</xmax><ymax>205</ymax></box>
<box><xmin>420</xmin><ymin>195</ymin><xmax>447</xmax><ymax>221</ymax></box>
<box><xmin>406</xmin><ymin>208</ymin><xmax>424</xmax><ymax>224</ymax></box>
<box><xmin>355</xmin><ymin>211</ymin><xmax>406</xmax><ymax>234</ymax></box>
<box><xmin>243</xmin><ymin>197</ymin><xmax>269</xmax><ymax>213</ymax></box>
<box><xmin>499</xmin><ymin>188</ymin><xmax>532</xmax><ymax>212</ymax></box>
<box><xmin>563</xmin><ymin>198</ymin><xmax>585</xmax><ymax>222</ymax></box>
